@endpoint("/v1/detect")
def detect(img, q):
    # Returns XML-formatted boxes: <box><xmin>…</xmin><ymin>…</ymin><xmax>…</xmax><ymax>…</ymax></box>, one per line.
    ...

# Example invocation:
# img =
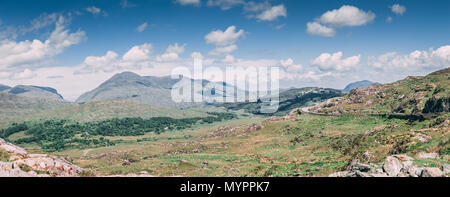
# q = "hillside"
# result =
<box><xmin>222</xmin><ymin>87</ymin><xmax>344</xmax><ymax>116</ymax></box>
<box><xmin>307</xmin><ymin>67</ymin><xmax>450</xmax><ymax>116</ymax></box>
<box><xmin>343</xmin><ymin>80</ymin><xmax>379</xmax><ymax>93</ymax></box>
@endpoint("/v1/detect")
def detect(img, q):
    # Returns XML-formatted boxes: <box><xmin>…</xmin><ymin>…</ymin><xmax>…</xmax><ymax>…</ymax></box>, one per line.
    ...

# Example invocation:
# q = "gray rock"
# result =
<box><xmin>417</xmin><ymin>152</ymin><xmax>439</xmax><ymax>159</ymax></box>
<box><xmin>383</xmin><ymin>156</ymin><xmax>403</xmax><ymax>177</ymax></box>
<box><xmin>442</xmin><ymin>164</ymin><xmax>449</xmax><ymax>175</ymax></box>
<box><xmin>369</xmin><ymin>173</ymin><xmax>389</xmax><ymax>177</ymax></box>
<box><xmin>393</xmin><ymin>154</ymin><xmax>414</xmax><ymax>161</ymax></box>
<box><xmin>0</xmin><ymin>161</ymin><xmax>36</xmax><ymax>177</ymax></box>
<box><xmin>350</xmin><ymin>162</ymin><xmax>371</xmax><ymax>172</ymax></box>
<box><xmin>420</xmin><ymin>167</ymin><xmax>444</xmax><ymax>177</ymax></box>
<box><xmin>328</xmin><ymin>171</ymin><xmax>350</xmax><ymax>177</ymax></box>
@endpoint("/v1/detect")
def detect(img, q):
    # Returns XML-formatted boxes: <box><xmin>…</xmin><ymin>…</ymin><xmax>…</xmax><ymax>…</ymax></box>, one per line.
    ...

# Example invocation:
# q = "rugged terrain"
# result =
<box><xmin>0</xmin><ymin>68</ymin><xmax>448</xmax><ymax>177</ymax></box>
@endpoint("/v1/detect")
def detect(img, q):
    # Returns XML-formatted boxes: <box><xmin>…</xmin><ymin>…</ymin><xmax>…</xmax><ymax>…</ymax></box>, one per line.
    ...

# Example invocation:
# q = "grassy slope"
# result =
<box><xmin>309</xmin><ymin>67</ymin><xmax>450</xmax><ymax>115</ymax></box>
<box><xmin>57</xmin><ymin>112</ymin><xmax>448</xmax><ymax>177</ymax></box>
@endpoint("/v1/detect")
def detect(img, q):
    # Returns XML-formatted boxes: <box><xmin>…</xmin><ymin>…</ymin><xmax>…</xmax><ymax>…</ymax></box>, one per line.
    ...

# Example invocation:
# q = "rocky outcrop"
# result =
<box><xmin>0</xmin><ymin>138</ymin><xmax>84</xmax><ymax>177</ymax></box>
<box><xmin>329</xmin><ymin>155</ymin><xmax>447</xmax><ymax>177</ymax></box>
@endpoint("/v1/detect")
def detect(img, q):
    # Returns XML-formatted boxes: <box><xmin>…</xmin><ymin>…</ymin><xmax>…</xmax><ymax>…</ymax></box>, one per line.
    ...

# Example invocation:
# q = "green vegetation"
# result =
<box><xmin>0</xmin><ymin>149</ymin><xmax>10</xmax><ymax>162</ymax></box>
<box><xmin>0</xmin><ymin>112</ymin><xmax>237</xmax><ymax>152</ymax></box>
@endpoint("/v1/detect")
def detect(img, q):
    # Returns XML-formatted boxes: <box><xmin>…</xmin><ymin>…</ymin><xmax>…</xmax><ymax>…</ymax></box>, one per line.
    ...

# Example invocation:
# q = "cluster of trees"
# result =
<box><xmin>0</xmin><ymin>112</ymin><xmax>236</xmax><ymax>152</ymax></box>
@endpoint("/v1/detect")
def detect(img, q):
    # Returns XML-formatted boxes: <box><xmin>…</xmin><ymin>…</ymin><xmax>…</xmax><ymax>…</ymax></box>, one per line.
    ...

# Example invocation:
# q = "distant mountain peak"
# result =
<box><xmin>1</xmin><ymin>85</ymin><xmax>64</xmax><ymax>100</ymax></box>
<box><xmin>343</xmin><ymin>80</ymin><xmax>379</xmax><ymax>93</ymax></box>
<box><xmin>0</xmin><ymin>84</ymin><xmax>11</xmax><ymax>91</ymax></box>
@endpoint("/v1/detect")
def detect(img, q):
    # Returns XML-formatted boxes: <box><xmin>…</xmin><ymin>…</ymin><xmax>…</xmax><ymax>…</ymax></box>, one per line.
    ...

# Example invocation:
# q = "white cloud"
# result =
<box><xmin>208</xmin><ymin>44</ymin><xmax>238</xmax><ymax>56</ymax></box>
<box><xmin>86</xmin><ymin>6</ymin><xmax>101</xmax><ymax>15</ymax></box>
<box><xmin>0</xmin><ymin>15</ymin><xmax>86</xmax><ymax>70</ymax></box>
<box><xmin>11</xmin><ymin>69</ymin><xmax>36</xmax><ymax>80</ymax></box>
<box><xmin>77</xmin><ymin>43</ymin><xmax>154</xmax><ymax>73</ymax></box>
<box><xmin>306</xmin><ymin>5</ymin><xmax>375</xmax><ymax>37</ymax></box>
<box><xmin>243</xmin><ymin>1</ymin><xmax>270</xmax><ymax>12</ymax></box>
<box><xmin>318</xmin><ymin>5</ymin><xmax>375</xmax><ymax>27</ymax></box>
<box><xmin>311</xmin><ymin>52</ymin><xmax>360</xmax><ymax>71</ymax></box>
<box><xmin>123</xmin><ymin>43</ymin><xmax>153</xmax><ymax>62</ymax></box>
<box><xmin>176</xmin><ymin>0</ymin><xmax>201</xmax><ymax>6</ymax></box>
<box><xmin>190</xmin><ymin>52</ymin><xmax>204</xmax><ymax>59</ymax></box>
<box><xmin>280</xmin><ymin>58</ymin><xmax>303</xmax><ymax>72</ymax></box>
<box><xmin>222</xmin><ymin>54</ymin><xmax>236</xmax><ymax>63</ymax></box>
<box><xmin>391</xmin><ymin>4</ymin><xmax>406</xmax><ymax>15</ymax></box>
<box><xmin>256</xmin><ymin>4</ymin><xmax>287</xmax><ymax>21</ymax></box>
<box><xmin>368</xmin><ymin>45</ymin><xmax>450</xmax><ymax>69</ymax></box>
<box><xmin>306</xmin><ymin>22</ymin><xmax>336</xmax><ymax>37</ymax></box>
<box><xmin>205</xmin><ymin>26</ymin><xmax>245</xmax><ymax>46</ymax></box>
<box><xmin>207</xmin><ymin>0</ymin><xmax>245</xmax><ymax>10</ymax></box>
<box><xmin>156</xmin><ymin>43</ymin><xmax>186</xmax><ymax>62</ymax></box>
<box><xmin>136</xmin><ymin>22</ymin><xmax>148</xmax><ymax>32</ymax></box>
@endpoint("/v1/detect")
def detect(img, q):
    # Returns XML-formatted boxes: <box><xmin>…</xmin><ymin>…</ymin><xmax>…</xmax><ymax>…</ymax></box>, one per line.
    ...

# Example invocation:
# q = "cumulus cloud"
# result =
<box><xmin>176</xmin><ymin>0</ymin><xmax>201</xmax><ymax>6</ymax></box>
<box><xmin>306</xmin><ymin>5</ymin><xmax>375</xmax><ymax>37</ymax></box>
<box><xmin>311</xmin><ymin>52</ymin><xmax>361</xmax><ymax>71</ymax></box>
<box><xmin>136</xmin><ymin>22</ymin><xmax>148</xmax><ymax>32</ymax></box>
<box><xmin>0</xmin><ymin>15</ymin><xmax>86</xmax><ymax>70</ymax></box>
<box><xmin>280</xmin><ymin>58</ymin><xmax>303</xmax><ymax>72</ymax></box>
<box><xmin>391</xmin><ymin>4</ymin><xmax>406</xmax><ymax>15</ymax></box>
<box><xmin>208</xmin><ymin>44</ymin><xmax>238</xmax><ymax>56</ymax></box>
<box><xmin>205</xmin><ymin>26</ymin><xmax>245</xmax><ymax>46</ymax></box>
<box><xmin>156</xmin><ymin>43</ymin><xmax>186</xmax><ymax>62</ymax></box>
<box><xmin>77</xmin><ymin>43</ymin><xmax>154</xmax><ymax>73</ymax></box>
<box><xmin>318</xmin><ymin>5</ymin><xmax>376</xmax><ymax>27</ymax></box>
<box><xmin>256</xmin><ymin>4</ymin><xmax>287</xmax><ymax>21</ymax></box>
<box><xmin>368</xmin><ymin>45</ymin><xmax>450</xmax><ymax>69</ymax></box>
<box><xmin>306</xmin><ymin>22</ymin><xmax>336</xmax><ymax>37</ymax></box>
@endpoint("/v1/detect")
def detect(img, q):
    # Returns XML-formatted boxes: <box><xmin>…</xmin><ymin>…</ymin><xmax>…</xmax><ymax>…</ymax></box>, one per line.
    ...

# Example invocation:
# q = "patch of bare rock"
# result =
<box><xmin>329</xmin><ymin>154</ymin><xmax>448</xmax><ymax>177</ymax></box>
<box><xmin>1</xmin><ymin>137</ymin><xmax>84</xmax><ymax>177</ymax></box>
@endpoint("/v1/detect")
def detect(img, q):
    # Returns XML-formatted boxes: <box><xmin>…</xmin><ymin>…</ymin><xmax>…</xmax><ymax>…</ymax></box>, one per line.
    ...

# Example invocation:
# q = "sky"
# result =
<box><xmin>0</xmin><ymin>0</ymin><xmax>449</xmax><ymax>101</ymax></box>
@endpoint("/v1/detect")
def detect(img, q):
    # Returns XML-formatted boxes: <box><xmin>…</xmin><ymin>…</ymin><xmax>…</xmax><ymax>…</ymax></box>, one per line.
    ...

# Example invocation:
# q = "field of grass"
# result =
<box><xmin>46</xmin><ymin>112</ymin><xmax>448</xmax><ymax>177</ymax></box>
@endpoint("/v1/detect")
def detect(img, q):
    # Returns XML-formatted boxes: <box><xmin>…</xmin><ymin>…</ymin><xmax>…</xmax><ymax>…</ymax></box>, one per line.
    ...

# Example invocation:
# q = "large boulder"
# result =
<box><xmin>383</xmin><ymin>156</ymin><xmax>403</xmax><ymax>176</ymax></box>
<box><xmin>420</xmin><ymin>167</ymin><xmax>444</xmax><ymax>177</ymax></box>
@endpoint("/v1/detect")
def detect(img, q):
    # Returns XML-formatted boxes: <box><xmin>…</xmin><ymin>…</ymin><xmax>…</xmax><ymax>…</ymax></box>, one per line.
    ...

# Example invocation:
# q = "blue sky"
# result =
<box><xmin>0</xmin><ymin>0</ymin><xmax>449</xmax><ymax>100</ymax></box>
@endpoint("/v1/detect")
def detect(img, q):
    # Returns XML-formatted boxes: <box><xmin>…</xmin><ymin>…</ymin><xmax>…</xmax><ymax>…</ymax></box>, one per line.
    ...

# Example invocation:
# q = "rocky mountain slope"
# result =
<box><xmin>1</xmin><ymin>137</ymin><xmax>84</xmax><ymax>177</ymax></box>
<box><xmin>75</xmin><ymin>72</ymin><xmax>242</xmax><ymax>109</ymax></box>
<box><xmin>343</xmin><ymin>80</ymin><xmax>379</xmax><ymax>93</ymax></box>
<box><xmin>307</xmin><ymin>67</ymin><xmax>450</xmax><ymax>116</ymax></box>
